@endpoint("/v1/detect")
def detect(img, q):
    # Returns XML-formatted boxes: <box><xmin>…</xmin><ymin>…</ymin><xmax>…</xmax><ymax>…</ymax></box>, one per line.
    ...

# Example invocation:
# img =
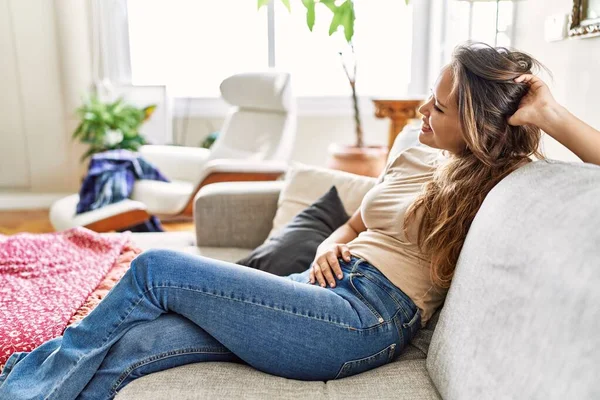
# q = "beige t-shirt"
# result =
<box><xmin>347</xmin><ymin>145</ymin><xmax>448</xmax><ymax>327</ymax></box>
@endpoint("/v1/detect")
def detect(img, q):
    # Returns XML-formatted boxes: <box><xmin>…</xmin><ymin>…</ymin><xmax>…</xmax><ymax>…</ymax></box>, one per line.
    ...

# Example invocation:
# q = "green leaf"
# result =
<box><xmin>280</xmin><ymin>0</ymin><xmax>291</xmax><ymax>12</ymax></box>
<box><xmin>328</xmin><ymin>6</ymin><xmax>343</xmax><ymax>36</ymax></box>
<box><xmin>405</xmin><ymin>0</ymin><xmax>411</xmax><ymax>5</ymax></box>
<box><xmin>257</xmin><ymin>0</ymin><xmax>270</xmax><ymax>9</ymax></box>
<box><xmin>302</xmin><ymin>0</ymin><xmax>315</xmax><ymax>30</ymax></box>
<box><xmin>319</xmin><ymin>0</ymin><xmax>337</xmax><ymax>13</ymax></box>
<box><xmin>72</xmin><ymin>122</ymin><xmax>84</xmax><ymax>139</ymax></box>
<box><xmin>341</xmin><ymin>1</ymin><xmax>355</xmax><ymax>42</ymax></box>
<box><xmin>326</xmin><ymin>1</ymin><xmax>355</xmax><ymax>43</ymax></box>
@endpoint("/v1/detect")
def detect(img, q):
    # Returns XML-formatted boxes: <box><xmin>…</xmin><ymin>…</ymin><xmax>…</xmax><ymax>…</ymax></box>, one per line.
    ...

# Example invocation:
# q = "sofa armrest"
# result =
<box><xmin>194</xmin><ymin>181</ymin><xmax>284</xmax><ymax>248</ymax></box>
<box><xmin>181</xmin><ymin>160</ymin><xmax>287</xmax><ymax>215</ymax></box>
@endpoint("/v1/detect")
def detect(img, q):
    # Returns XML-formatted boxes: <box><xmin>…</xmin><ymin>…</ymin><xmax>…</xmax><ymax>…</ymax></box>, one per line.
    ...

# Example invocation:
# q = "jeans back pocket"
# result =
<box><xmin>334</xmin><ymin>343</ymin><xmax>396</xmax><ymax>380</ymax></box>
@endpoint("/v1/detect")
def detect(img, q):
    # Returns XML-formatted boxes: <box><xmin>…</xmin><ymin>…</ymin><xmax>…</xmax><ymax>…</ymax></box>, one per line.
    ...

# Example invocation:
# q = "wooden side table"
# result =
<box><xmin>372</xmin><ymin>99</ymin><xmax>425</xmax><ymax>149</ymax></box>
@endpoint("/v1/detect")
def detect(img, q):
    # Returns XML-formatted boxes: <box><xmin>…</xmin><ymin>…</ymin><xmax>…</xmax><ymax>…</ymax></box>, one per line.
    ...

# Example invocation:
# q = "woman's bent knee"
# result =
<box><xmin>129</xmin><ymin>249</ymin><xmax>184</xmax><ymax>279</ymax></box>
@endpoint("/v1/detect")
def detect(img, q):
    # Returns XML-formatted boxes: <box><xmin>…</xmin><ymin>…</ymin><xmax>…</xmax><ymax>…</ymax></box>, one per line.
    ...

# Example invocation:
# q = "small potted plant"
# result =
<box><xmin>259</xmin><ymin>0</ymin><xmax>410</xmax><ymax>177</ymax></box>
<box><xmin>72</xmin><ymin>95</ymin><xmax>156</xmax><ymax>162</ymax></box>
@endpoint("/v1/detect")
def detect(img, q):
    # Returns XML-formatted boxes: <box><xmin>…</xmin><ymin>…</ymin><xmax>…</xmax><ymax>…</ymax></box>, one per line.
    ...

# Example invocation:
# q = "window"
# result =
<box><xmin>441</xmin><ymin>0</ymin><xmax>515</xmax><ymax>64</ymax></box>
<box><xmin>126</xmin><ymin>0</ymin><xmax>413</xmax><ymax>98</ymax></box>
<box><xmin>127</xmin><ymin>0</ymin><xmax>269</xmax><ymax>97</ymax></box>
<box><xmin>274</xmin><ymin>0</ymin><xmax>413</xmax><ymax>97</ymax></box>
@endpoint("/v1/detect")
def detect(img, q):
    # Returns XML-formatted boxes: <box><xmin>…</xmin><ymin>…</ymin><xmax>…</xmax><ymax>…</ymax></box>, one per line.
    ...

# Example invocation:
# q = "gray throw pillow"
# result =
<box><xmin>236</xmin><ymin>186</ymin><xmax>350</xmax><ymax>276</ymax></box>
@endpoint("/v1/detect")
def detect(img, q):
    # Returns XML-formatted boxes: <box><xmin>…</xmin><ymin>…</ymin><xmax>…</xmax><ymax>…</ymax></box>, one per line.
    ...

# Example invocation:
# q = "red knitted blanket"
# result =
<box><xmin>0</xmin><ymin>227</ymin><xmax>141</xmax><ymax>372</ymax></box>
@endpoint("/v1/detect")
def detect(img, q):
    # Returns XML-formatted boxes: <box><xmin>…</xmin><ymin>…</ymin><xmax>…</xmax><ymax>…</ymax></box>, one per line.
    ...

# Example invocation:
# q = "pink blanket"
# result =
<box><xmin>0</xmin><ymin>227</ymin><xmax>133</xmax><ymax>371</ymax></box>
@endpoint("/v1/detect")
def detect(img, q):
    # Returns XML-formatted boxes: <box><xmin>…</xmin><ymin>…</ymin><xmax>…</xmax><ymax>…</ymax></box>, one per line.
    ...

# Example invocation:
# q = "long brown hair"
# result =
<box><xmin>404</xmin><ymin>43</ymin><xmax>545</xmax><ymax>288</ymax></box>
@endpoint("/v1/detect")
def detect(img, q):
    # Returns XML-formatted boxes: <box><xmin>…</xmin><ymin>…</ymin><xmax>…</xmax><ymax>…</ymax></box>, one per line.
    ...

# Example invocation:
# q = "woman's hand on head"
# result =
<box><xmin>508</xmin><ymin>74</ymin><xmax>560</xmax><ymax>128</ymax></box>
<box><xmin>309</xmin><ymin>243</ymin><xmax>351</xmax><ymax>288</ymax></box>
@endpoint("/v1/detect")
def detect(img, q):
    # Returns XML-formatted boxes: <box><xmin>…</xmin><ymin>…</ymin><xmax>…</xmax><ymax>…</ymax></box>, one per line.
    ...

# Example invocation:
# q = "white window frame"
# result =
<box><xmin>106</xmin><ymin>0</ymin><xmax>433</xmax><ymax>117</ymax></box>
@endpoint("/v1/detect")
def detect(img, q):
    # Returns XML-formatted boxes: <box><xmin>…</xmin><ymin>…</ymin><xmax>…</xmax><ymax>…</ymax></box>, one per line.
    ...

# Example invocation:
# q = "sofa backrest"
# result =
<box><xmin>427</xmin><ymin>159</ymin><xmax>600</xmax><ymax>399</ymax></box>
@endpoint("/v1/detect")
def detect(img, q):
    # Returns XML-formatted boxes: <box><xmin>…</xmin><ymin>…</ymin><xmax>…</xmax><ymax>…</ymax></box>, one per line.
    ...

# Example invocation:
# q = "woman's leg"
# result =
<box><xmin>0</xmin><ymin>250</ymin><xmax>412</xmax><ymax>400</ymax></box>
<box><xmin>77</xmin><ymin>313</ymin><xmax>245</xmax><ymax>400</ymax></box>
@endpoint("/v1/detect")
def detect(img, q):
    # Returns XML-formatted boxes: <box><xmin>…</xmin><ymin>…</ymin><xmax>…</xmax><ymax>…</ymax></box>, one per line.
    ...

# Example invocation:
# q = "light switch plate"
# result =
<box><xmin>544</xmin><ymin>13</ymin><xmax>569</xmax><ymax>42</ymax></box>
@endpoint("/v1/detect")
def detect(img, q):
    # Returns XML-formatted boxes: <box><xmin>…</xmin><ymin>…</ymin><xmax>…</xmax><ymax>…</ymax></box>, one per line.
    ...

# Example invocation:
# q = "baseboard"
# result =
<box><xmin>0</xmin><ymin>193</ymin><xmax>71</xmax><ymax>210</ymax></box>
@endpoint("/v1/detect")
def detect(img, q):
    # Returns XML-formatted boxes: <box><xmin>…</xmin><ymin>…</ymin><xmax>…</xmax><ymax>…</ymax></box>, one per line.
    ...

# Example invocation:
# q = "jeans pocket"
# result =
<box><xmin>348</xmin><ymin>273</ymin><xmax>385</xmax><ymax>324</ymax></box>
<box><xmin>401</xmin><ymin>308</ymin><xmax>422</xmax><ymax>341</ymax></box>
<box><xmin>334</xmin><ymin>343</ymin><xmax>397</xmax><ymax>380</ymax></box>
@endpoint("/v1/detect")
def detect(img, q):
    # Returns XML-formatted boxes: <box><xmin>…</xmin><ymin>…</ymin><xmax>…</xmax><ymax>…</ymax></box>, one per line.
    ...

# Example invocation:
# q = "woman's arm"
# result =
<box><xmin>309</xmin><ymin>208</ymin><xmax>367</xmax><ymax>287</ymax></box>
<box><xmin>318</xmin><ymin>208</ymin><xmax>367</xmax><ymax>249</ymax></box>
<box><xmin>508</xmin><ymin>74</ymin><xmax>600</xmax><ymax>166</ymax></box>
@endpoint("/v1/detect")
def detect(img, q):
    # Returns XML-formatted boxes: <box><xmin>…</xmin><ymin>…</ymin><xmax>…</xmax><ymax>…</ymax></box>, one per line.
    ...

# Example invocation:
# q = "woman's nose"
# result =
<box><xmin>418</xmin><ymin>100</ymin><xmax>430</xmax><ymax>116</ymax></box>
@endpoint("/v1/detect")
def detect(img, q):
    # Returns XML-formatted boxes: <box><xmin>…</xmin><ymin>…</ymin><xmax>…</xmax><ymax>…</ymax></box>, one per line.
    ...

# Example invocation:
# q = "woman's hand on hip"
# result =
<box><xmin>508</xmin><ymin>74</ymin><xmax>560</xmax><ymax>128</ymax></box>
<box><xmin>310</xmin><ymin>243</ymin><xmax>351</xmax><ymax>288</ymax></box>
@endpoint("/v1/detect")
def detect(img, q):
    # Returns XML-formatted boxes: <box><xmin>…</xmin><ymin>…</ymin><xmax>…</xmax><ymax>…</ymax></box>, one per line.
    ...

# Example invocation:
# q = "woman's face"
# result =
<box><xmin>418</xmin><ymin>67</ymin><xmax>466</xmax><ymax>154</ymax></box>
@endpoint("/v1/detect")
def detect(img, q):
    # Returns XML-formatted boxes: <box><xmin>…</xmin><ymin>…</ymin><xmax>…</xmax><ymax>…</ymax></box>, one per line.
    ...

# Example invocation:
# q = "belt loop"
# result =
<box><xmin>350</xmin><ymin>257</ymin><xmax>363</xmax><ymax>273</ymax></box>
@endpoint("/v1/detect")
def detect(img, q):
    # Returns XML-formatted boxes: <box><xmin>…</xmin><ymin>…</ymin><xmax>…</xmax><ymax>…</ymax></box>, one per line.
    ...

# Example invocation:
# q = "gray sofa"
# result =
<box><xmin>118</xmin><ymin>158</ymin><xmax>600</xmax><ymax>399</ymax></box>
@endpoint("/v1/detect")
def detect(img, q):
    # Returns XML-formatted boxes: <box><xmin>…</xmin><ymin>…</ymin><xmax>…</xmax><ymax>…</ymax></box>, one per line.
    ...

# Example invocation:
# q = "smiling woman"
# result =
<box><xmin>405</xmin><ymin>43</ymin><xmax>545</xmax><ymax>289</ymax></box>
<box><xmin>418</xmin><ymin>68</ymin><xmax>467</xmax><ymax>155</ymax></box>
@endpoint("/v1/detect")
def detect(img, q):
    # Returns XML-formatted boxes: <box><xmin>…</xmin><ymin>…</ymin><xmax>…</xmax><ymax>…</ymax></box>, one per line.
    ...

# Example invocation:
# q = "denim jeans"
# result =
<box><xmin>0</xmin><ymin>249</ymin><xmax>421</xmax><ymax>400</ymax></box>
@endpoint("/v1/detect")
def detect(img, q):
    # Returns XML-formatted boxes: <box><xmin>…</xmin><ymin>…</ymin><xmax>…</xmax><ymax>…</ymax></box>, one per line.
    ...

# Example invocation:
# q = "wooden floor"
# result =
<box><xmin>0</xmin><ymin>209</ymin><xmax>194</xmax><ymax>235</ymax></box>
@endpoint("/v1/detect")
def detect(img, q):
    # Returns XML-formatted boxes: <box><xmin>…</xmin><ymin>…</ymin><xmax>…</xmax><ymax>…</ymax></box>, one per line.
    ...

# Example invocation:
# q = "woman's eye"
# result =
<box><xmin>434</xmin><ymin>104</ymin><xmax>443</xmax><ymax>113</ymax></box>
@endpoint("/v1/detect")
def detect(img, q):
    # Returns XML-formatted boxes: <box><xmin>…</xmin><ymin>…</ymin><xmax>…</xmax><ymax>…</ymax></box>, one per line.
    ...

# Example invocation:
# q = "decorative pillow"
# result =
<box><xmin>236</xmin><ymin>186</ymin><xmax>349</xmax><ymax>276</ymax></box>
<box><xmin>266</xmin><ymin>163</ymin><xmax>377</xmax><ymax>239</ymax></box>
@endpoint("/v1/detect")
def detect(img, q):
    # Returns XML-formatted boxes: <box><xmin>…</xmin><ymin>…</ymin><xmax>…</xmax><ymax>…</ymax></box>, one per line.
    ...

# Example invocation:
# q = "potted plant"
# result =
<box><xmin>258</xmin><ymin>0</ymin><xmax>410</xmax><ymax>177</ymax></box>
<box><xmin>72</xmin><ymin>95</ymin><xmax>156</xmax><ymax>162</ymax></box>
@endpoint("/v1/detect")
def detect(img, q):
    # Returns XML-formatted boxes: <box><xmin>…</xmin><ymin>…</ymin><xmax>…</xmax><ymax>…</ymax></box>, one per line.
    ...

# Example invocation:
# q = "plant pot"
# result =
<box><xmin>327</xmin><ymin>143</ymin><xmax>389</xmax><ymax>178</ymax></box>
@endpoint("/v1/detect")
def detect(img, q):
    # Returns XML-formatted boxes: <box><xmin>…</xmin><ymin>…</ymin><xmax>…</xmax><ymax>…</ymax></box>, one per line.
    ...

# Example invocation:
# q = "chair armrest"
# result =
<box><xmin>197</xmin><ymin>159</ymin><xmax>288</xmax><ymax>183</ymax></box>
<box><xmin>49</xmin><ymin>194</ymin><xmax>150</xmax><ymax>233</ymax></box>
<box><xmin>138</xmin><ymin>145</ymin><xmax>211</xmax><ymax>182</ymax></box>
<box><xmin>181</xmin><ymin>160</ymin><xmax>287</xmax><ymax>215</ymax></box>
<box><xmin>193</xmin><ymin>181</ymin><xmax>284</xmax><ymax>248</ymax></box>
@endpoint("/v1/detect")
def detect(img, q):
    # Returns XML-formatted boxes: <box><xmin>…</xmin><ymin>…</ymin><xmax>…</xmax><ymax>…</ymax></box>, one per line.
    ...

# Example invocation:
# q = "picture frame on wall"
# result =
<box><xmin>569</xmin><ymin>0</ymin><xmax>600</xmax><ymax>38</ymax></box>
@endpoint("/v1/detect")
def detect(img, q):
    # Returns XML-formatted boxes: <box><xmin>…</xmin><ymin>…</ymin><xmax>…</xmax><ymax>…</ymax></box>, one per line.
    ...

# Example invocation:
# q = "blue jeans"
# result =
<box><xmin>0</xmin><ymin>249</ymin><xmax>421</xmax><ymax>400</ymax></box>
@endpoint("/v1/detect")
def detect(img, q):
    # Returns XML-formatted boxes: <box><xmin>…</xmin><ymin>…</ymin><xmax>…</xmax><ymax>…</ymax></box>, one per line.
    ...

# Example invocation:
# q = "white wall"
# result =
<box><xmin>0</xmin><ymin>0</ymin><xmax>91</xmax><ymax>194</ymax></box>
<box><xmin>513</xmin><ymin>0</ymin><xmax>600</xmax><ymax>162</ymax></box>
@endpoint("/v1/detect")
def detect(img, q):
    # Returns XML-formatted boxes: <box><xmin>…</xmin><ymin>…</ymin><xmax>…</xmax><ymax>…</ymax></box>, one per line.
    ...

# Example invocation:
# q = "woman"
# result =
<box><xmin>1</xmin><ymin>43</ymin><xmax>599</xmax><ymax>400</ymax></box>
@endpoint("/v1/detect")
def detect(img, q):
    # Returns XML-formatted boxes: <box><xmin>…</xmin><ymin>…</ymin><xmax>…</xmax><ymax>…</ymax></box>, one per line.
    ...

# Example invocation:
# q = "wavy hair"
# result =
<box><xmin>403</xmin><ymin>42</ymin><xmax>545</xmax><ymax>288</ymax></box>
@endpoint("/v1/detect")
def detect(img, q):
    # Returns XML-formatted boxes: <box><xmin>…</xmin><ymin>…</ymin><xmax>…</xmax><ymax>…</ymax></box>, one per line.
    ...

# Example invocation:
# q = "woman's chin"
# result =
<box><xmin>418</xmin><ymin>129</ymin><xmax>434</xmax><ymax>144</ymax></box>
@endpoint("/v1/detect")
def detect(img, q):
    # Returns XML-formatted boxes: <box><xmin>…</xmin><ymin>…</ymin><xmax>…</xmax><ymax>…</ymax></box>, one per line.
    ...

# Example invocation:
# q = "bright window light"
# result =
<box><xmin>127</xmin><ymin>0</ymin><xmax>269</xmax><ymax>97</ymax></box>
<box><xmin>127</xmin><ymin>0</ymin><xmax>413</xmax><ymax>98</ymax></box>
<box><xmin>274</xmin><ymin>0</ymin><xmax>413</xmax><ymax>97</ymax></box>
<box><xmin>442</xmin><ymin>0</ymin><xmax>514</xmax><ymax>63</ymax></box>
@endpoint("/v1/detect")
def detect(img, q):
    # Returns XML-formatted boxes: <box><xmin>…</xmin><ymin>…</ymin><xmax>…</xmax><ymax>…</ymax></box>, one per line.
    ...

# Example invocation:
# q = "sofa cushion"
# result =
<box><xmin>427</xmin><ymin>160</ymin><xmax>600</xmax><ymax>399</ymax></box>
<box><xmin>267</xmin><ymin>162</ymin><xmax>376</xmax><ymax>239</ymax></box>
<box><xmin>237</xmin><ymin>186</ymin><xmax>349</xmax><ymax>276</ymax></box>
<box><xmin>129</xmin><ymin>232</ymin><xmax>252</xmax><ymax>263</ymax></box>
<box><xmin>115</xmin><ymin>358</ymin><xmax>440</xmax><ymax>400</ymax></box>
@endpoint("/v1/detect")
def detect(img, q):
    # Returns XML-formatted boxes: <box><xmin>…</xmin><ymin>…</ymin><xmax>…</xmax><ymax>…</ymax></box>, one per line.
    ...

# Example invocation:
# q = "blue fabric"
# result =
<box><xmin>76</xmin><ymin>149</ymin><xmax>169</xmax><ymax>232</ymax></box>
<box><xmin>0</xmin><ymin>252</ymin><xmax>421</xmax><ymax>399</ymax></box>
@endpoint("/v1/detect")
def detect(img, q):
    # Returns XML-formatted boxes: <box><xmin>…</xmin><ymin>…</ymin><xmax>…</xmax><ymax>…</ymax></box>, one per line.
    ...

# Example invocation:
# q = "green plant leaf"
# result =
<box><xmin>302</xmin><ymin>0</ymin><xmax>315</xmax><ymax>30</ymax></box>
<box><xmin>319</xmin><ymin>0</ymin><xmax>337</xmax><ymax>13</ymax></box>
<box><xmin>328</xmin><ymin>5</ymin><xmax>343</xmax><ymax>36</ymax></box>
<box><xmin>280</xmin><ymin>0</ymin><xmax>291</xmax><ymax>11</ymax></box>
<box><xmin>405</xmin><ymin>0</ymin><xmax>411</xmax><ymax>5</ymax></box>
<box><xmin>257</xmin><ymin>0</ymin><xmax>270</xmax><ymax>9</ymax></box>
<box><xmin>72</xmin><ymin>122</ymin><xmax>84</xmax><ymax>139</ymax></box>
<box><xmin>340</xmin><ymin>1</ymin><xmax>355</xmax><ymax>42</ymax></box>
